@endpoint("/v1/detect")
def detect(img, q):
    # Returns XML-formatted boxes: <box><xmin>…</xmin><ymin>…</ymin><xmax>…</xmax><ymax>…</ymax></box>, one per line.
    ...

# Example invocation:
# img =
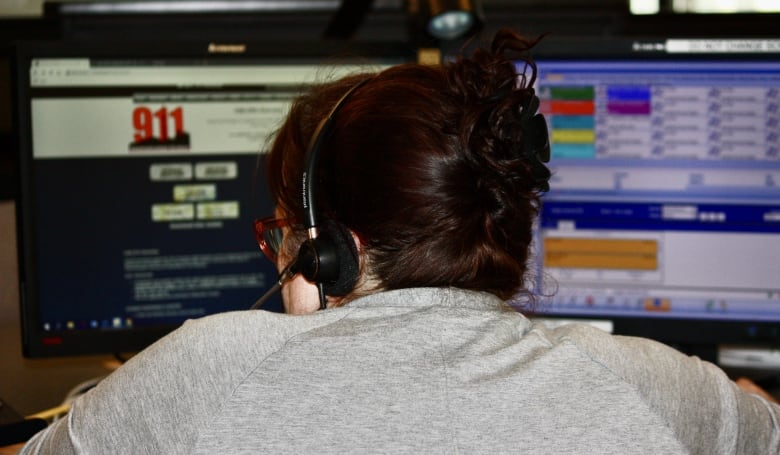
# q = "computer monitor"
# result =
<box><xmin>14</xmin><ymin>39</ymin><xmax>411</xmax><ymax>358</ymax></box>
<box><xmin>526</xmin><ymin>36</ymin><xmax>780</xmax><ymax>360</ymax></box>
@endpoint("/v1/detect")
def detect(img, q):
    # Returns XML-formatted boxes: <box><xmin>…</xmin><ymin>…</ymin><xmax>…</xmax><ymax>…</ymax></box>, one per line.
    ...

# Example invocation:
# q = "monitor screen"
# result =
<box><xmin>527</xmin><ymin>37</ymin><xmax>780</xmax><ymax>355</ymax></box>
<box><xmin>14</xmin><ymin>40</ymin><xmax>411</xmax><ymax>357</ymax></box>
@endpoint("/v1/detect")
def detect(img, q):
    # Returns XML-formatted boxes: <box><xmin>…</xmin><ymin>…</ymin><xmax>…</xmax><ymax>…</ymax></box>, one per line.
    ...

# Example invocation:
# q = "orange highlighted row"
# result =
<box><xmin>544</xmin><ymin>237</ymin><xmax>658</xmax><ymax>270</ymax></box>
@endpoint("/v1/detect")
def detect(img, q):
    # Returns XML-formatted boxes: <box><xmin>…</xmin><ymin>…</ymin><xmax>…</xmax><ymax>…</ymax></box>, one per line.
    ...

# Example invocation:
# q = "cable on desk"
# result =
<box><xmin>24</xmin><ymin>375</ymin><xmax>106</xmax><ymax>423</ymax></box>
<box><xmin>25</xmin><ymin>404</ymin><xmax>70</xmax><ymax>422</ymax></box>
<box><xmin>62</xmin><ymin>376</ymin><xmax>104</xmax><ymax>405</ymax></box>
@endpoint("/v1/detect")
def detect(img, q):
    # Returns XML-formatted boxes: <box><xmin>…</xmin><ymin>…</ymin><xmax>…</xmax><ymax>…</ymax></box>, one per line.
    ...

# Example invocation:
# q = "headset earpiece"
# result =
<box><xmin>297</xmin><ymin>238</ymin><xmax>338</xmax><ymax>285</ymax></box>
<box><xmin>297</xmin><ymin>220</ymin><xmax>359</xmax><ymax>296</ymax></box>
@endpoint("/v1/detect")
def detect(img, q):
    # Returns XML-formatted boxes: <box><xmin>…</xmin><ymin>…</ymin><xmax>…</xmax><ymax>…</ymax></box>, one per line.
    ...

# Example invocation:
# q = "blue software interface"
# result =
<box><xmin>530</xmin><ymin>56</ymin><xmax>780</xmax><ymax>322</ymax></box>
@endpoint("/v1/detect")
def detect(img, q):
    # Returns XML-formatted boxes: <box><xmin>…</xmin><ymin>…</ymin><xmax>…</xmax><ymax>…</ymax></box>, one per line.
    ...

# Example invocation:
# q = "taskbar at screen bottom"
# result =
<box><xmin>523</xmin><ymin>287</ymin><xmax>780</xmax><ymax>323</ymax></box>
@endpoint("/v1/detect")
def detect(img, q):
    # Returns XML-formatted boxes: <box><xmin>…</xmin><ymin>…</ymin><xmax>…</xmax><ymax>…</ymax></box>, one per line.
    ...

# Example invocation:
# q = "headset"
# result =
<box><xmin>295</xmin><ymin>79</ymin><xmax>370</xmax><ymax>310</ymax></box>
<box><xmin>250</xmin><ymin>79</ymin><xmax>368</xmax><ymax>311</ymax></box>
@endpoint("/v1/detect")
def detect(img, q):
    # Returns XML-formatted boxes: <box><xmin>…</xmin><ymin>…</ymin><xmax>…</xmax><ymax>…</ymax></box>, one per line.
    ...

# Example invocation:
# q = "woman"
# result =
<box><xmin>21</xmin><ymin>29</ymin><xmax>780</xmax><ymax>454</ymax></box>
<box><xmin>263</xmin><ymin>29</ymin><xmax>552</xmax><ymax>315</ymax></box>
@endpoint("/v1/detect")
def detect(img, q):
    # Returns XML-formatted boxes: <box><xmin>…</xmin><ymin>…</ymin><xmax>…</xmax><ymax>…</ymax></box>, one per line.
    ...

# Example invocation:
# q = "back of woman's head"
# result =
<box><xmin>267</xmin><ymin>28</ymin><xmax>550</xmax><ymax>301</ymax></box>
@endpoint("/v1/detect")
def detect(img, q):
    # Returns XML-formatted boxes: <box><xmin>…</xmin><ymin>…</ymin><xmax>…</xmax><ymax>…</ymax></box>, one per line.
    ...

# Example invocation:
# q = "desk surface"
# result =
<box><xmin>0</xmin><ymin>322</ymin><xmax>114</xmax><ymax>418</ymax></box>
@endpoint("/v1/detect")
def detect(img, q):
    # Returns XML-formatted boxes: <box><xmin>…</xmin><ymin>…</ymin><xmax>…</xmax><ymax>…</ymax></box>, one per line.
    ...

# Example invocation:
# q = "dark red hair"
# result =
<box><xmin>266</xmin><ymin>29</ymin><xmax>548</xmax><ymax>301</ymax></box>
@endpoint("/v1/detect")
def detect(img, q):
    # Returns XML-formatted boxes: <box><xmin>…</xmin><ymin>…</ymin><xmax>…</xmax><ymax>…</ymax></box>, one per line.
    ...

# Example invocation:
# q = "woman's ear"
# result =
<box><xmin>350</xmin><ymin>229</ymin><xmax>363</xmax><ymax>253</ymax></box>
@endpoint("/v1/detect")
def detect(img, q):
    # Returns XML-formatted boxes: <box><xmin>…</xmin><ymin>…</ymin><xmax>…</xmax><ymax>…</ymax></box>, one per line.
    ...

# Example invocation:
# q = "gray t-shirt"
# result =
<box><xmin>21</xmin><ymin>287</ymin><xmax>780</xmax><ymax>454</ymax></box>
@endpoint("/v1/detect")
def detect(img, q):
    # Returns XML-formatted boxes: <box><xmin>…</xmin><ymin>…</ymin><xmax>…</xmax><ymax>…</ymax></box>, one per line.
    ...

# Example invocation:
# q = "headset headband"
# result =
<box><xmin>301</xmin><ymin>78</ymin><xmax>372</xmax><ymax>236</ymax></box>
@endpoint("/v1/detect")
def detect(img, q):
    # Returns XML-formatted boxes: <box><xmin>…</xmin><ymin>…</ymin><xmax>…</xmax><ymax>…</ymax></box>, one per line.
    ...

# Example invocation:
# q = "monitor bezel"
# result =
<box><xmin>13</xmin><ymin>38</ymin><xmax>414</xmax><ymax>358</ymax></box>
<box><xmin>524</xmin><ymin>35</ymin><xmax>780</xmax><ymax>357</ymax></box>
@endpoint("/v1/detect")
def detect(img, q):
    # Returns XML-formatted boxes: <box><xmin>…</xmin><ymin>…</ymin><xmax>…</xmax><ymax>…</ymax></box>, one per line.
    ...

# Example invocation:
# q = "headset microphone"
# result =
<box><xmin>250</xmin><ymin>261</ymin><xmax>299</xmax><ymax>310</ymax></box>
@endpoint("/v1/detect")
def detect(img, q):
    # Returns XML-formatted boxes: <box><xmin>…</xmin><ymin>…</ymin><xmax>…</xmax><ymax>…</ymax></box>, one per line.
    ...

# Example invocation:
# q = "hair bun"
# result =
<box><xmin>447</xmin><ymin>30</ymin><xmax>551</xmax><ymax>195</ymax></box>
